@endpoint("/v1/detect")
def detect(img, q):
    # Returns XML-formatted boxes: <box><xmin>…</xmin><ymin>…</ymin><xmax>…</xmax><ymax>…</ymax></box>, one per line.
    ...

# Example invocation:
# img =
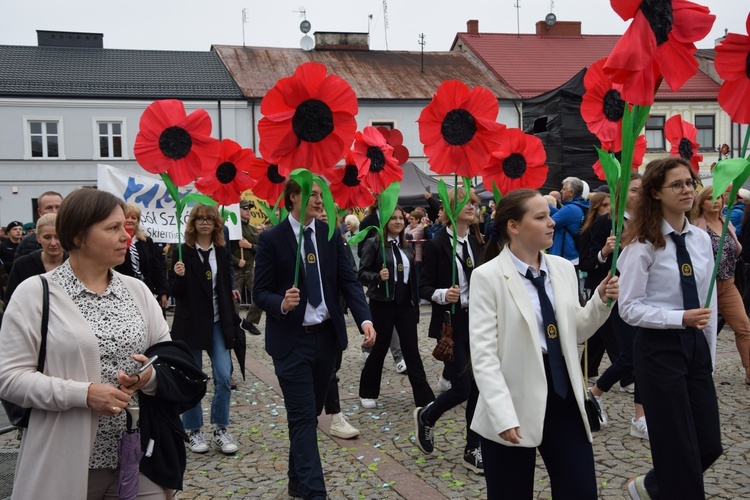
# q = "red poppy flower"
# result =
<box><xmin>246</xmin><ymin>156</ymin><xmax>288</xmax><ymax>206</ymax></box>
<box><xmin>134</xmin><ymin>99</ymin><xmax>221</xmax><ymax>186</ymax></box>
<box><xmin>258</xmin><ymin>62</ymin><xmax>358</xmax><ymax>174</ymax></box>
<box><xmin>481</xmin><ymin>129</ymin><xmax>548</xmax><ymax>194</ymax></box>
<box><xmin>603</xmin><ymin>0</ymin><xmax>716</xmax><ymax>105</ymax></box>
<box><xmin>352</xmin><ymin>126</ymin><xmax>403</xmax><ymax>195</ymax></box>
<box><xmin>593</xmin><ymin>135</ymin><xmax>647</xmax><ymax>180</ymax></box>
<box><xmin>376</xmin><ymin>126</ymin><xmax>410</xmax><ymax>165</ymax></box>
<box><xmin>715</xmin><ymin>13</ymin><xmax>750</xmax><ymax>124</ymax></box>
<box><xmin>418</xmin><ymin>80</ymin><xmax>505</xmax><ymax>177</ymax></box>
<box><xmin>582</xmin><ymin>58</ymin><xmax>629</xmax><ymax>147</ymax></box>
<box><xmin>195</xmin><ymin>139</ymin><xmax>257</xmax><ymax>206</ymax></box>
<box><xmin>665</xmin><ymin>115</ymin><xmax>703</xmax><ymax>173</ymax></box>
<box><xmin>328</xmin><ymin>151</ymin><xmax>376</xmax><ymax>209</ymax></box>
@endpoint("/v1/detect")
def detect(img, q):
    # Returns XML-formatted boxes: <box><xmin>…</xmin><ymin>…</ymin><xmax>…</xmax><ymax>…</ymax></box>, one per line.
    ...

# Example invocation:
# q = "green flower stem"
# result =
<box><xmin>379</xmin><ymin>195</ymin><xmax>390</xmax><ymax>298</ymax></box>
<box><xmin>704</xmin><ymin>207</ymin><xmax>732</xmax><ymax>308</ymax></box>
<box><xmin>161</xmin><ymin>173</ymin><xmax>184</xmax><ymax>262</ymax></box>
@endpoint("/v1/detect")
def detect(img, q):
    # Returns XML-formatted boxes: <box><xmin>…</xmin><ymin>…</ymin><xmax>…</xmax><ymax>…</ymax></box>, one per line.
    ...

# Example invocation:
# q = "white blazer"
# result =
<box><xmin>469</xmin><ymin>249</ymin><xmax>612</xmax><ymax>447</ymax></box>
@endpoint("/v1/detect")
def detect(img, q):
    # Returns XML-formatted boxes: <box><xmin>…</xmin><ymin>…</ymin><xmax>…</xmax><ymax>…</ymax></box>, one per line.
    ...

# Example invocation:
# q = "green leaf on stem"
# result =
<box><xmin>181</xmin><ymin>192</ymin><xmax>217</xmax><ymax>207</ymax></box>
<box><xmin>491</xmin><ymin>181</ymin><xmax>502</xmax><ymax>205</ymax></box>
<box><xmin>313</xmin><ymin>174</ymin><xmax>338</xmax><ymax>240</ymax></box>
<box><xmin>711</xmin><ymin>158</ymin><xmax>750</xmax><ymax>205</ymax></box>
<box><xmin>377</xmin><ymin>182</ymin><xmax>401</xmax><ymax>234</ymax></box>
<box><xmin>347</xmin><ymin>224</ymin><xmax>380</xmax><ymax>246</ymax></box>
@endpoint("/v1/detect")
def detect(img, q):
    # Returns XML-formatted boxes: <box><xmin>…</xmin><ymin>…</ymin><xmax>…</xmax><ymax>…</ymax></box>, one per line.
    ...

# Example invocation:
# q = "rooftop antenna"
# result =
<box><xmin>367</xmin><ymin>14</ymin><xmax>373</xmax><ymax>34</ymax></box>
<box><xmin>293</xmin><ymin>6</ymin><xmax>307</xmax><ymax>20</ymax></box>
<box><xmin>418</xmin><ymin>33</ymin><xmax>426</xmax><ymax>73</ymax></box>
<box><xmin>294</xmin><ymin>7</ymin><xmax>313</xmax><ymax>51</ymax></box>
<box><xmin>383</xmin><ymin>0</ymin><xmax>389</xmax><ymax>50</ymax></box>
<box><xmin>242</xmin><ymin>8</ymin><xmax>248</xmax><ymax>47</ymax></box>
<box><xmin>514</xmin><ymin>0</ymin><xmax>521</xmax><ymax>38</ymax></box>
<box><xmin>545</xmin><ymin>0</ymin><xmax>557</xmax><ymax>30</ymax></box>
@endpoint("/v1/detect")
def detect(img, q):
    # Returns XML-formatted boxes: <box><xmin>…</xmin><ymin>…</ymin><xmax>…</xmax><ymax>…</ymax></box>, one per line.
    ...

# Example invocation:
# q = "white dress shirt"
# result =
<box><xmin>389</xmin><ymin>239</ymin><xmax>410</xmax><ymax>284</ymax></box>
<box><xmin>288</xmin><ymin>215</ymin><xmax>330</xmax><ymax>326</ymax></box>
<box><xmin>196</xmin><ymin>242</ymin><xmax>219</xmax><ymax>323</ymax></box>
<box><xmin>508</xmin><ymin>249</ymin><xmax>555</xmax><ymax>353</ymax></box>
<box><xmin>431</xmin><ymin>227</ymin><xmax>473</xmax><ymax>308</ymax></box>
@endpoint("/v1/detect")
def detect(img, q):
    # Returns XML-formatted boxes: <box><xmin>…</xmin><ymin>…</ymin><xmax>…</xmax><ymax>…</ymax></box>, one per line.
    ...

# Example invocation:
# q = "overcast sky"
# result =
<box><xmin>0</xmin><ymin>1</ymin><xmax>745</xmax><ymax>53</ymax></box>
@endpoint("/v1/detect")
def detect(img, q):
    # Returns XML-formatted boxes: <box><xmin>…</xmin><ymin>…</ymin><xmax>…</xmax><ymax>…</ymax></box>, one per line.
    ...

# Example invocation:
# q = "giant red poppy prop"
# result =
<box><xmin>352</xmin><ymin>126</ymin><xmax>403</xmax><ymax>195</ymax></box>
<box><xmin>329</xmin><ymin>151</ymin><xmax>375</xmax><ymax>210</ymax></box>
<box><xmin>195</xmin><ymin>139</ymin><xmax>256</xmax><ymax>206</ymax></box>
<box><xmin>593</xmin><ymin>135</ymin><xmax>647</xmax><ymax>181</ymax></box>
<box><xmin>665</xmin><ymin>115</ymin><xmax>702</xmax><ymax>173</ymax></box>
<box><xmin>582</xmin><ymin>58</ymin><xmax>628</xmax><ymax>147</ymax></box>
<box><xmin>376</xmin><ymin>126</ymin><xmax>410</xmax><ymax>165</ymax></box>
<box><xmin>418</xmin><ymin>80</ymin><xmax>505</xmax><ymax>177</ymax></box>
<box><xmin>715</xmin><ymin>13</ymin><xmax>750</xmax><ymax>124</ymax></box>
<box><xmin>134</xmin><ymin>99</ymin><xmax>220</xmax><ymax>186</ymax></box>
<box><xmin>482</xmin><ymin>129</ymin><xmax>548</xmax><ymax>195</ymax></box>
<box><xmin>603</xmin><ymin>0</ymin><xmax>715</xmax><ymax>105</ymax></box>
<box><xmin>247</xmin><ymin>156</ymin><xmax>288</xmax><ymax>207</ymax></box>
<box><xmin>258</xmin><ymin>62</ymin><xmax>358</xmax><ymax>174</ymax></box>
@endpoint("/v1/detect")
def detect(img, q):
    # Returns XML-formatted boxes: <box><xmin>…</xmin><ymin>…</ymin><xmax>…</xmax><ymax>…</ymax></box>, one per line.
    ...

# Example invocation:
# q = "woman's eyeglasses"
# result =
<box><xmin>196</xmin><ymin>216</ymin><xmax>215</xmax><ymax>224</ymax></box>
<box><xmin>662</xmin><ymin>180</ymin><xmax>698</xmax><ymax>194</ymax></box>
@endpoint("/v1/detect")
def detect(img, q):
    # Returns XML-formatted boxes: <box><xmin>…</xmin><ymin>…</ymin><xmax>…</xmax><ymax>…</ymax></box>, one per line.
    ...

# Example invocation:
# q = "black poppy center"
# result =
<box><xmin>292</xmin><ymin>99</ymin><xmax>334</xmax><ymax>143</ymax></box>
<box><xmin>267</xmin><ymin>164</ymin><xmax>286</xmax><ymax>184</ymax></box>
<box><xmin>342</xmin><ymin>164</ymin><xmax>361</xmax><ymax>187</ymax></box>
<box><xmin>640</xmin><ymin>0</ymin><xmax>673</xmax><ymax>46</ymax></box>
<box><xmin>216</xmin><ymin>162</ymin><xmax>237</xmax><ymax>184</ymax></box>
<box><xmin>678</xmin><ymin>138</ymin><xmax>694</xmax><ymax>160</ymax></box>
<box><xmin>441</xmin><ymin>109</ymin><xmax>477</xmax><ymax>146</ymax></box>
<box><xmin>159</xmin><ymin>126</ymin><xmax>192</xmax><ymax>160</ymax></box>
<box><xmin>602</xmin><ymin>89</ymin><xmax>626</xmax><ymax>122</ymax></box>
<box><xmin>746</xmin><ymin>52</ymin><xmax>750</xmax><ymax>78</ymax></box>
<box><xmin>502</xmin><ymin>153</ymin><xmax>527</xmax><ymax>179</ymax></box>
<box><xmin>367</xmin><ymin>146</ymin><xmax>386</xmax><ymax>173</ymax></box>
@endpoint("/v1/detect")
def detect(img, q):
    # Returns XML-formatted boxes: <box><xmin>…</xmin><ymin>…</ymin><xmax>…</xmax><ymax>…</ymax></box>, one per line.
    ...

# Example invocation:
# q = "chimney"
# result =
<box><xmin>314</xmin><ymin>32</ymin><xmax>369</xmax><ymax>51</ymax></box>
<box><xmin>467</xmin><ymin>20</ymin><xmax>479</xmax><ymax>34</ymax></box>
<box><xmin>535</xmin><ymin>21</ymin><xmax>582</xmax><ymax>37</ymax></box>
<box><xmin>37</xmin><ymin>30</ymin><xmax>103</xmax><ymax>48</ymax></box>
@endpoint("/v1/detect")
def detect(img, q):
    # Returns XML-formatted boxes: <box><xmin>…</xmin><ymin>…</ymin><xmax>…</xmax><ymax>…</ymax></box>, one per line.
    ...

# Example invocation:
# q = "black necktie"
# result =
<box><xmin>304</xmin><ymin>227</ymin><xmax>322</xmax><ymax>307</ymax></box>
<box><xmin>391</xmin><ymin>240</ymin><xmax>404</xmax><ymax>284</ymax></box>
<box><xmin>525</xmin><ymin>269</ymin><xmax>568</xmax><ymax>399</ymax></box>
<box><xmin>198</xmin><ymin>248</ymin><xmax>212</xmax><ymax>282</ymax></box>
<box><xmin>461</xmin><ymin>240</ymin><xmax>474</xmax><ymax>280</ymax></box>
<box><xmin>670</xmin><ymin>232</ymin><xmax>700</xmax><ymax>311</ymax></box>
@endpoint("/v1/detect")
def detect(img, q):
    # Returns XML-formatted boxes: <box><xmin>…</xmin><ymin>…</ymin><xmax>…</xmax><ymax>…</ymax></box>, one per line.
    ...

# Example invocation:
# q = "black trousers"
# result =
<box><xmin>634</xmin><ymin>327</ymin><xmax>722</xmax><ymax>500</ymax></box>
<box><xmin>323</xmin><ymin>347</ymin><xmax>344</xmax><ymax>415</ymax></box>
<box><xmin>359</xmin><ymin>292</ymin><xmax>435</xmax><ymax>407</ymax></box>
<box><xmin>480</xmin><ymin>355</ymin><xmax>596</xmax><ymax>500</ymax></box>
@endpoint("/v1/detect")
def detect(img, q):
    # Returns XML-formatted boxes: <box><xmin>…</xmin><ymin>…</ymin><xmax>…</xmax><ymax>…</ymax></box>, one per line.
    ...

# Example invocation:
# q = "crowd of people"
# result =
<box><xmin>0</xmin><ymin>156</ymin><xmax>743</xmax><ymax>498</ymax></box>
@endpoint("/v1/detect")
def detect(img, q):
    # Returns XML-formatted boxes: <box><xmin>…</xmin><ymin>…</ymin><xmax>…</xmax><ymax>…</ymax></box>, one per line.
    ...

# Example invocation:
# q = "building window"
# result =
<box><xmin>97</xmin><ymin>121</ymin><xmax>124</xmax><ymax>158</ymax></box>
<box><xmin>645</xmin><ymin>115</ymin><xmax>665</xmax><ymax>151</ymax></box>
<box><xmin>29</xmin><ymin>120</ymin><xmax>60</xmax><ymax>158</ymax></box>
<box><xmin>695</xmin><ymin>115</ymin><xmax>715</xmax><ymax>151</ymax></box>
<box><xmin>370</xmin><ymin>120</ymin><xmax>395</xmax><ymax>130</ymax></box>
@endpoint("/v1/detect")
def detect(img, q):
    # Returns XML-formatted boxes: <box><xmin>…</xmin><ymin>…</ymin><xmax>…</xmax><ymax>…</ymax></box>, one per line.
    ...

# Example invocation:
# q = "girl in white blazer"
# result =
<box><xmin>469</xmin><ymin>189</ymin><xmax>618</xmax><ymax>499</ymax></box>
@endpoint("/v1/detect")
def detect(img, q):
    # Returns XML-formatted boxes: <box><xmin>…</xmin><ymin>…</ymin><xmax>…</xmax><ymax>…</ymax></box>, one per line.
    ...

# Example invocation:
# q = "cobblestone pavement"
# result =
<box><xmin>2</xmin><ymin>311</ymin><xmax>750</xmax><ymax>499</ymax></box>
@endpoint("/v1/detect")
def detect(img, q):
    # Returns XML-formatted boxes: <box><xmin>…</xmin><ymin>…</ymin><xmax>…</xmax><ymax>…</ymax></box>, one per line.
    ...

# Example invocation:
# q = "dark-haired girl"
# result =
<box><xmin>470</xmin><ymin>189</ymin><xmax>618</xmax><ymax>499</ymax></box>
<box><xmin>619</xmin><ymin>157</ymin><xmax>722</xmax><ymax>499</ymax></box>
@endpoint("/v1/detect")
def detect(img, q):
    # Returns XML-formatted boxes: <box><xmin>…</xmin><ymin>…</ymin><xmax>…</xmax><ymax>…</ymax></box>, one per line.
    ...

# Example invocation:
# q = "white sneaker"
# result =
<box><xmin>630</xmin><ymin>416</ymin><xmax>649</xmax><ymax>440</ymax></box>
<box><xmin>589</xmin><ymin>389</ymin><xmax>608</xmax><ymax>426</ymax></box>
<box><xmin>620</xmin><ymin>383</ymin><xmax>635</xmax><ymax>394</ymax></box>
<box><xmin>188</xmin><ymin>430</ymin><xmax>209</xmax><ymax>453</ymax></box>
<box><xmin>395</xmin><ymin>359</ymin><xmax>407</xmax><ymax>374</ymax></box>
<box><xmin>360</xmin><ymin>398</ymin><xmax>377</xmax><ymax>409</ymax></box>
<box><xmin>437</xmin><ymin>376</ymin><xmax>451</xmax><ymax>393</ymax></box>
<box><xmin>360</xmin><ymin>350</ymin><xmax>370</xmax><ymax>363</ymax></box>
<box><xmin>211</xmin><ymin>427</ymin><xmax>239</xmax><ymax>454</ymax></box>
<box><xmin>329</xmin><ymin>413</ymin><xmax>360</xmax><ymax>439</ymax></box>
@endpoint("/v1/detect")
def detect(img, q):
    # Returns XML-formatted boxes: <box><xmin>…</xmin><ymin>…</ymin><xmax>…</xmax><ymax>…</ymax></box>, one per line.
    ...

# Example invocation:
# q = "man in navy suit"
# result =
<box><xmin>253</xmin><ymin>180</ymin><xmax>376</xmax><ymax>499</ymax></box>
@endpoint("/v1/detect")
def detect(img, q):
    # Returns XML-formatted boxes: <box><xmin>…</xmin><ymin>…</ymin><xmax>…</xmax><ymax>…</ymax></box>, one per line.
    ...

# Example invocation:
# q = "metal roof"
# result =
<box><xmin>212</xmin><ymin>45</ymin><xmax>521</xmax><ymax>100</ymax></box>
<box><xmin>0</xmin><ymin>45</ymin><xmax>244</xmax><ymax>99</ymax></box>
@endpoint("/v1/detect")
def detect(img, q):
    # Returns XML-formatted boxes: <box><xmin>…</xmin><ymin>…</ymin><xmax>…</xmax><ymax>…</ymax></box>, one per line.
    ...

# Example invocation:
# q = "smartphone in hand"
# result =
<box><xmin>128</xmin><ymin>355</ymin><xmax>158</xmax><ymax>377</ymax></box>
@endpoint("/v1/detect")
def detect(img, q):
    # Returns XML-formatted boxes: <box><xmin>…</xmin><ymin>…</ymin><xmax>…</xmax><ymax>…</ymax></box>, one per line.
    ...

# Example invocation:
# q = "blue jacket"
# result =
<box><xmin>730</xmin><ymin>203</ymin><xmax>745</xmax><ymax>236</ymax></box>
<box><xmin>550</xmin><ymin>196</ymin><xmax>589</xmax><ymax>261</ymax></box>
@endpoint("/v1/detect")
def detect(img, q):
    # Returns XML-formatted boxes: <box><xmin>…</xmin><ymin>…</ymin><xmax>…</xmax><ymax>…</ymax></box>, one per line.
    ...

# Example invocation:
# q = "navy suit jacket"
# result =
<box><xmin>253</xmin><ymin>217</ymin><xmax>372</xmax><ymax>359</ymax></box>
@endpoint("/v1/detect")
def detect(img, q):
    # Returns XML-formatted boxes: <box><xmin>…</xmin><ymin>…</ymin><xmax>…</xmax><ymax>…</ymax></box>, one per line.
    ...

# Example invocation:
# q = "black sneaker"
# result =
<box><xmin>413</xmin><ymin>406</ymin><xmax>434</xmax><ymax>454</ymax></box>
<box><xmin>242</xmin><ymin>318</ymin><xmax>262</xmax><ymax>335</ymax></box>
<box><xmin>463</xmin><ymin>447</ymin><xmax>484</xmax><ymax>475</ymax></box>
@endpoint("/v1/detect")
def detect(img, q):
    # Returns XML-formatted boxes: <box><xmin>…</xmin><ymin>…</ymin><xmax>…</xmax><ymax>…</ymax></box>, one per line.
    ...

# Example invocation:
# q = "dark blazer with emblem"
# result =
<box><xmin>358</xmin><ymin>236</ymin><xmax>418</xmax><ymax>305</ymax></box>
<box><xmin>253</xmin><ymin>217</ymin><xmax>372</xmax><ymax>359</ymax></box>
<box><xmin>168</xmin><ymin>244</ymin><xmax>237</xmax><ymax>350</ymax></box>
<box><xmin>419</xmin><ymin>229</ymin><xmax>480</xmax><ymax>340</ymax></box>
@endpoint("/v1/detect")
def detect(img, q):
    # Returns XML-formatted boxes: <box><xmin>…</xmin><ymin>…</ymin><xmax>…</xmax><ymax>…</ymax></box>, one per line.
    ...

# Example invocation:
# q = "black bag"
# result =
<box><xmin>1</xmin><ymin>276</ymin><xmax>49</xmax><ymax>428</ymax></box>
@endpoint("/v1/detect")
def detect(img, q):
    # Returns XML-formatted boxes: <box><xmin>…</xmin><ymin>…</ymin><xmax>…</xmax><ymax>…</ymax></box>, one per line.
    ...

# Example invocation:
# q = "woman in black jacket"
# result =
<box><xmin>357</xmin><ymin>207</ymin><xmax>434</xmax><ymax>410</ymax></box>
<box><xmin>170</xmin><ymin>204</ymin><xmax>241</xmax><ymax>456</ymax></box>
<box><xmin>115</xmin><ymin>203</ymin><xmax>168</xmax><ymax>309</ymax></box>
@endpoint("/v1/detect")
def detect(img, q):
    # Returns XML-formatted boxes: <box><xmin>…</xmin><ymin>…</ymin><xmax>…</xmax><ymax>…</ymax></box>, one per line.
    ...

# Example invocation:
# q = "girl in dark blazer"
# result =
<box><xmin>170</xmin><ymin>204</ymin><xmax>241</xmax><ymax>456</ymax></box>
<box><xmin>358</xmin><ymin>207</ymin><xmax>434</xmax><ymax>409</ymax></box>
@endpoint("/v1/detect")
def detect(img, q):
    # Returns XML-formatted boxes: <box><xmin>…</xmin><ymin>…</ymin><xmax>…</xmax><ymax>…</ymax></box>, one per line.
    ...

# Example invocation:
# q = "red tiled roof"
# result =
<box><xmin>453</xmin><ymin>33</ymin><xmax>719</xmax><ymax>100</ymax></box>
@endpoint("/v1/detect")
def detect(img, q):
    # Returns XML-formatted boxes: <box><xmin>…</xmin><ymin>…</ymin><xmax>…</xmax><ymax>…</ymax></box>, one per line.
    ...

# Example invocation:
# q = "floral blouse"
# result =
<box><xmin>707</xmin><ymin>226</ymin><xmax>738</xmax><ymax>281</ymax></box>
<box><xmin>51</xmin><ymin>261</ymin><xmax>146</xmax><ymax>469</ymax></box>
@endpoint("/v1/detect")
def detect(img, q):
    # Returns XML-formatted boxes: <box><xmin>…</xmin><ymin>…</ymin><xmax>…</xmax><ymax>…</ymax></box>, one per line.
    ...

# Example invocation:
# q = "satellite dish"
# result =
<box><xmin>300</xmin><ymin>20</ymin><xmax>311</xmax><ymax>33</ymax></box>
<box><xmin>545</xmin><ymin>13</ymin><xmax>557</xmax><ymax>26</ymax></box>
<box><xmin>300</xmin><ymin>35</ymin><xmax>314</xmax><ymax>51</ymax></box>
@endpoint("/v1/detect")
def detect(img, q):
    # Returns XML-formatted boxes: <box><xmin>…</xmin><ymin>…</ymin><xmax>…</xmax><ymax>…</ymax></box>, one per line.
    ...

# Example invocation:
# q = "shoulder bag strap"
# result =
<box><xmin>37</xmin><ymin>275</ymin><xmax>49</xmax><ymax>372</ymax></box>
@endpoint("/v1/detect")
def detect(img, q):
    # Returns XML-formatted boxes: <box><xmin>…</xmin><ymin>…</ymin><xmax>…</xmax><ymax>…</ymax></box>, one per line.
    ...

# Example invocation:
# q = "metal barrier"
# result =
<box><xmin>0</xmin><ymin>406</ymin><xmax>18</xmax><ymax>499</ymax></box>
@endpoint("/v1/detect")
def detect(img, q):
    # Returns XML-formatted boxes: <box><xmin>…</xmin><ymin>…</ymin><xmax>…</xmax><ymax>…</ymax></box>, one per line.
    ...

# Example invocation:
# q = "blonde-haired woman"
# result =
<box><xmin>170</xmin><ymin>204</ymin><xmax>241</xmax><ymax>455</ymax></box>
<box><xmin>114</xmin><ymin>203</ymin><xmax>168</xmax><ymax>310</ymax></box>
<box><xmin>692</xmin><ymin>186</ymin><xmax>750</xmax><ymax>383</ymax></box>
<box><xmin>4</xmin><ymin>213</ymin><xmax>66</xmax><ymax>303</ymax></box>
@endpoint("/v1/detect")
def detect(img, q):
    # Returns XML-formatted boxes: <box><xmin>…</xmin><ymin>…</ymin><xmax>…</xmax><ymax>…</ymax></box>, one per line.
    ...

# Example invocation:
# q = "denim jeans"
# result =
<box><xmin>182</xmin><ymin>321</ymin><xmax>232</xmax><ymax>430</ymax></box>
